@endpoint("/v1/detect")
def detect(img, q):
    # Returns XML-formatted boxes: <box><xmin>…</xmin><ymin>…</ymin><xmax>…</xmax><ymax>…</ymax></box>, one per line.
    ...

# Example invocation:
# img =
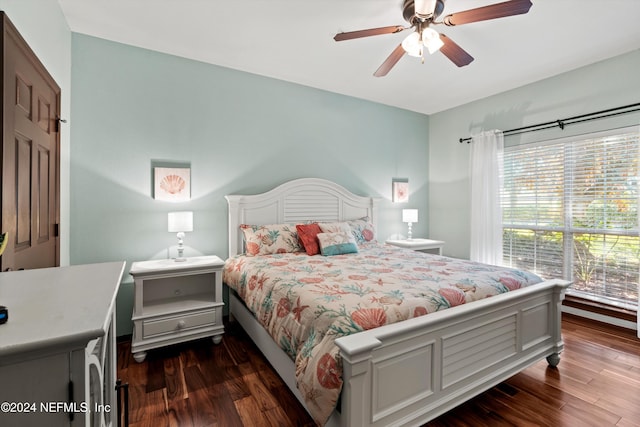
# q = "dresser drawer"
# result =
<box><xmin>143</xmin><ymin>309</ymin><xmax>215</xmax><ymax>338</ymax></box>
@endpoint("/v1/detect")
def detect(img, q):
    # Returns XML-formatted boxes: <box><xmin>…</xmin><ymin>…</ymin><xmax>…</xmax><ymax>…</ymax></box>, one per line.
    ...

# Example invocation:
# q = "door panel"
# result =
<box><xmin>38</xmin><ymin>145</ymin><xmax>51</xmax><ymax>243</ymax></box>
<box><xmin>16</xmin><ymin>134</ymin><xmax>32</xmax><ymax>250</ymax></box>
<box><xmin>16</xmin><ymin>74</ymin><xmax>31</xmax><ymax>116</ymax></box>
<box><xmin>1</xmin><ymin>14</ymin><xmax>60</xmax><ymax>271</ymax></box>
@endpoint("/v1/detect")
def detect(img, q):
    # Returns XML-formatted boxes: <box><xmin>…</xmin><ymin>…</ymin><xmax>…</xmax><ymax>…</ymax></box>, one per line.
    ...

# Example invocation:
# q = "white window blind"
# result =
<box><xmin>501</xmin><ymin>128</ymin><xmax>639</xmax><ymax>310</ymax></box>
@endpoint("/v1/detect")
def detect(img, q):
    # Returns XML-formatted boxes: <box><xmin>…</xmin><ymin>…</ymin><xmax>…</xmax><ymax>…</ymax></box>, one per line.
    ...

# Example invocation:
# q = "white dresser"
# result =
<box><xmin>0</xmin><ymin>262</ymin><xmax>125</xmax><ymax>427</ymax></box>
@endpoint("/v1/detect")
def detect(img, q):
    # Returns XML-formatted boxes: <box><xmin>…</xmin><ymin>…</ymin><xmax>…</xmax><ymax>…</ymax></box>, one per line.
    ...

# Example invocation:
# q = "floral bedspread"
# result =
<box><xmin>223</xmin><ymin>242</ymin><xmax>542</xmax><ymax>425</ymax></box>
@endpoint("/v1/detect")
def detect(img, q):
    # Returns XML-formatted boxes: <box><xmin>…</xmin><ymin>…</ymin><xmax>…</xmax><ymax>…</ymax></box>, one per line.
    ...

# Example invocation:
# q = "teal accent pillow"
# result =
<box><xmin>317</xmin><ymin>232</ymin><xmax>359</xmax><ymax>256</ymax></box>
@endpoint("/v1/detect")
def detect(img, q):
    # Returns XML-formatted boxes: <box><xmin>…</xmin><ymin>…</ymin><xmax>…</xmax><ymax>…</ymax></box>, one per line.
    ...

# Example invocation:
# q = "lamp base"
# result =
<box><xmin>174</xmin><ymin>233</ymin><xmax>187</xmax><ymax>262</ymax></box>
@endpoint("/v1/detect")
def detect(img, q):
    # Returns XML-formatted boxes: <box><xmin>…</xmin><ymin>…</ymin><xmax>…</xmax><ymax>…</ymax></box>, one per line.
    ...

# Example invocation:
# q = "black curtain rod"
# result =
<box><xmin>459</xmin><ymin>102</ymin><xmax>640</xmax><ymax>143</ymax></box>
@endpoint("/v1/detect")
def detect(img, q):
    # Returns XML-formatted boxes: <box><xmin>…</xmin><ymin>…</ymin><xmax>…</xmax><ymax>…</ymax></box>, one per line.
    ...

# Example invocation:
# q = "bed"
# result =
<box><xmin>224</xmin><ymin>178</ymin><xmax>570</xmax><ymax>427</ymax></box>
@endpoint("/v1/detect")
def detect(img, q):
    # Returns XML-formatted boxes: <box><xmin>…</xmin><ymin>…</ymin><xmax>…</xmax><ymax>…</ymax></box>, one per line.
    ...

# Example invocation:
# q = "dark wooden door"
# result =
<box><xmin>1</xmin><ymin>13</ymin><xmax>60</xmax><ymax>271</ymax></box>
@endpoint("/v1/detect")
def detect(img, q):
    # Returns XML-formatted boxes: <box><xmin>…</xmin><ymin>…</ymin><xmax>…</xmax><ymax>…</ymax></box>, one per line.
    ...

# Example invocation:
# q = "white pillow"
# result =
<box><xmin>317</xmin><ymin>232</ymin><xmax>358</xmax><ymax>256</ymax></box>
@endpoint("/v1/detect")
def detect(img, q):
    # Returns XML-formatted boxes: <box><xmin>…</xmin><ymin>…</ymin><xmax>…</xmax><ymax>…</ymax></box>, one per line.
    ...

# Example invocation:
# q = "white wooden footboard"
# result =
<box><xmin>335</xmin><ymin>279</ymin><xmax>569</xmax><ymax>427</ymax></box>
<box><xmin>229</xmin><ymin>278</ymin><xmax>568</xmax><ymax>427</ymax></box>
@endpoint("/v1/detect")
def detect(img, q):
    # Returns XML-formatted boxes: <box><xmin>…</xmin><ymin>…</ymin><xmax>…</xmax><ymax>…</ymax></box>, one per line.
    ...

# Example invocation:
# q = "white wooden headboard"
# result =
<box><xmin>225</xmin><ymin>178</ymin><xmax>379</xmax><ymax>256</ymax></box>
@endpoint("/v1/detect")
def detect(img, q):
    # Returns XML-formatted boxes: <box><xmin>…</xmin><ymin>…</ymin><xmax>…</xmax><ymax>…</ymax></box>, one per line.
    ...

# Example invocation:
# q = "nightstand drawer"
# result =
<box><xmin>143</xmin><ymin>309</ymin><xmax>215</xmax><ymax>338</ymax></box>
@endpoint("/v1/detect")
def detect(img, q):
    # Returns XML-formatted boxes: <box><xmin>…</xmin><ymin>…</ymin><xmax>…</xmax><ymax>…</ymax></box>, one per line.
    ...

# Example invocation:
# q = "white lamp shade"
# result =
<box><xmin>402</xmin><ymin>209</ymin><xmax>419</xmax><ymax>223</ymax></box>
<box><xmin>401</xmin><ymin>32</ymin><xmax>423</xmax><ymax>57</ymax></box>
<box><xmin>168</xmin><ymin>211</ymin><xmax>193</xmax><ymax>232</ymax></box>
<box><xmin>422</xmin><ymin>28</ymin><xmax>444</xmax><ymax>54</ymax></box>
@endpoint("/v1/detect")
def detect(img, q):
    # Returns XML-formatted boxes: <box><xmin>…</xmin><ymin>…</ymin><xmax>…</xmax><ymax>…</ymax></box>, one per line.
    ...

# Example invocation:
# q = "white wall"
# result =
<box><xmin>429</xmin><ymin>49</ymin><xmax>640</xmax><ymax>259</ymax></box>
<box><xmin>0</xmin><ymin>0</ymin><xmax>72</xmax><ymax>265</ymax></box>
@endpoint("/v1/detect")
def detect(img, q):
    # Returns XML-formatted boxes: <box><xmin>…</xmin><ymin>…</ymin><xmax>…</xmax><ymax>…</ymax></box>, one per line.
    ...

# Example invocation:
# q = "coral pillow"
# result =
<box><xmin>296</xmin><ymin>223</ymin><xmax>322</xmax><ymax>255</ymax></box>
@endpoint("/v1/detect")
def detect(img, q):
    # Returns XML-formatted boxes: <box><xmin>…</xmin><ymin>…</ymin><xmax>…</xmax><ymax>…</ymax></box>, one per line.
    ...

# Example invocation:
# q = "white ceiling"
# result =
<box><xmin>58</xmin><ymin>0</ymin><xmax>640</xmax><ymax>115</ymax></box>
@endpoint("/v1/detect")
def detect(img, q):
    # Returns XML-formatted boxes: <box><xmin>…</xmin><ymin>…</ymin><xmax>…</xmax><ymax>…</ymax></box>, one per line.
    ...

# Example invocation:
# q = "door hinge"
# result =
<box><xmin>54</xmin><ymin>223</ymin><xmax>60</xmax><ymax>237</ymax></box>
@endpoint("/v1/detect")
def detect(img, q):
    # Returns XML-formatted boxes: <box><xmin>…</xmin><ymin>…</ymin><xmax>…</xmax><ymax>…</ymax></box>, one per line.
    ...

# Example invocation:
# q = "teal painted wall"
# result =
<box><xmin>429</xmin><ymin>49</ymin><xmax>640</xmax><ymax>259</ymax></box>
<box><xmin>9</xmin><ymin>6</ymin><xmax>638</xmax><ymax>337</ymax></box>
<box><xmin>70</xmin><ymin>34</ymin><xmax>430</xmax><ymax>336</ymax></box>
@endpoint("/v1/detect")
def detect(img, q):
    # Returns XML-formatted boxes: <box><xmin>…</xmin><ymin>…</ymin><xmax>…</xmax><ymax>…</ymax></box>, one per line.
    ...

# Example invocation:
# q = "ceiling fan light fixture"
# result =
<box><xmin>401</xmin><ymin>31</ymin><xmax>423</xmax><ymax>57</ymax></box>
<box><xmin>336</xmin><ymin>0</ymin><xmax>532</xmax><ymax>76</ymax></box>
<box><xmin>414</xmin><ymin>0</ymin><xmax>438</xmax><ymax>19</ymax></box>
<box><xmin>422</xmin><ymin>27</ymin><xmax>444</xmax><ymax>54</ymax></box>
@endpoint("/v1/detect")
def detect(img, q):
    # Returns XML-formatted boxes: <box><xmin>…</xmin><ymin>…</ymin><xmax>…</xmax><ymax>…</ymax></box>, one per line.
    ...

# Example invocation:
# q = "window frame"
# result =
<box><xmin>501</xmin><ymin>126</ymin><xmax>639</xmax><ymax>311</ymax></box>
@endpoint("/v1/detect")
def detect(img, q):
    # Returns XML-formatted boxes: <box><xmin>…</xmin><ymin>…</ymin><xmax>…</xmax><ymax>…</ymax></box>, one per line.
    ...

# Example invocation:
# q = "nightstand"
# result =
<box><xmin>386</xmin><ymin>238</ymin><xmax>445</xmax><ymax>255</ymax></box>
<box><xmin>129</xmin><ymin>255</ymin><xmax>225</xmax><ymax>363</ymax></box>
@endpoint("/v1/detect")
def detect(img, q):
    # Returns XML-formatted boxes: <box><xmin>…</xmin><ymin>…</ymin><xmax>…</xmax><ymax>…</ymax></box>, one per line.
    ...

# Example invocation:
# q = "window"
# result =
<box><xmin>501</xmin><ymin>128</ymin><xmax>639</xmax><ymax>311</ymax></box>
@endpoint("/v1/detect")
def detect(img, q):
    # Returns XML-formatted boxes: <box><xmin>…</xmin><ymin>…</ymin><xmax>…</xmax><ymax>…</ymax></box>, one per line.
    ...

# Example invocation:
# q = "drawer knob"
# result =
<box><xmin>177</xmin><ymin>320</ymin><xmax>186</xmax><ymax>329</ymax></box>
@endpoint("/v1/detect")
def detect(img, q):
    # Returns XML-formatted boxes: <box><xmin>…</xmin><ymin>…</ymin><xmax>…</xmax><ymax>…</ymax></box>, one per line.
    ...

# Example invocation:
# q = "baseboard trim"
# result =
<box><xmin>562</xmin><ymin>305</ymin><xmax>637</xmax><ymax>332</ymax></box>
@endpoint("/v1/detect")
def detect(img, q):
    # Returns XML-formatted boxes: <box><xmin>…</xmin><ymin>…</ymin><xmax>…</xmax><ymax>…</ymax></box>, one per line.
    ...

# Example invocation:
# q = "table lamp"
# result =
<box><xmin>402</xmin><ymin>209</ymin><xmax>418</xmax><ymax>240</ymax></box>
<box><xmin>168</xmin><ymin>211</ymin><xmax>193</xmax><ymax>261</ymax></box>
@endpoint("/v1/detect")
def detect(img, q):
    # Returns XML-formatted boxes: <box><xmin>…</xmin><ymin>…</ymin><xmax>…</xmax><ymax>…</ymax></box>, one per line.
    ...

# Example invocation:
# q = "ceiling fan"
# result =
<box><xmin>333</xmin><ymin>0</ymin><xmax>532</xmax><ymax>77</ymax></box>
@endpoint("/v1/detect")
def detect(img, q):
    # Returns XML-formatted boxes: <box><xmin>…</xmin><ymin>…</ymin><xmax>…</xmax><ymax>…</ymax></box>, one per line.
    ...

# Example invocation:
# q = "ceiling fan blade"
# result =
<box><xmin>374</xmin><ymin>44</ymin><xmax>406</xmax><ymax>77</ymax></box>
<box><xmin>439</xmin><ymin>34</ymin><xmax>474</xmax><ymax>67</ymax></box>
<box><xmin>443</xmin><ymin>0</ymin><xmax>532</xmax><ymax>26</ymax></box>
<box><xmin>334</xmin><ymin>25</ymin><xmax>406</xmax><ymax>42</ymax></box>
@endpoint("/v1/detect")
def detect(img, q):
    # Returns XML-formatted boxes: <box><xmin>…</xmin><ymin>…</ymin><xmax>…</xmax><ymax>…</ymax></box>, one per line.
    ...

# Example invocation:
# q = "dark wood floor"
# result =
<box><xmin>117</xmin><ymin>314</ymin><xmax>640</xmax><ymax>427</ymax></box>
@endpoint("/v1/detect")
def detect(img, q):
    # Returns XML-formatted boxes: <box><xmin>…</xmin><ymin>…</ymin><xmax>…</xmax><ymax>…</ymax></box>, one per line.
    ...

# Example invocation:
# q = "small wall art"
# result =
<box><xmin>392</xmin><ymin>178</ymin><xmax>409</xmax><ymax>203</ymax></box>
<box><xmin>154</xmin><ymin>167</ymin><xmax>191</xmax><ymax>201</ymax></box>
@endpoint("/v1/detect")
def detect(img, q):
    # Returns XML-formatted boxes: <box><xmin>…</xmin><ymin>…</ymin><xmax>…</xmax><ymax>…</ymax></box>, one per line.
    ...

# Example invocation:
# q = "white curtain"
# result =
<box><xmin>469</xmin><ymin>130</ymin><xmax>504</xmax><ymax>265</ymax></box>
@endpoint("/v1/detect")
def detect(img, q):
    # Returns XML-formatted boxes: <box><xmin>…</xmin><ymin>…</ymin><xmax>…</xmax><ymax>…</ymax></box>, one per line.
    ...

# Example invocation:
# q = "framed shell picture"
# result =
<box><xmin>392</xmin><ymin>178</ymin><xmax>409</xmax><ymax>203</ymax></box>
<box><xmin>154</xmin><ymin>167</ymin><xmax>191</xmax><ymax>201</ymax></box>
